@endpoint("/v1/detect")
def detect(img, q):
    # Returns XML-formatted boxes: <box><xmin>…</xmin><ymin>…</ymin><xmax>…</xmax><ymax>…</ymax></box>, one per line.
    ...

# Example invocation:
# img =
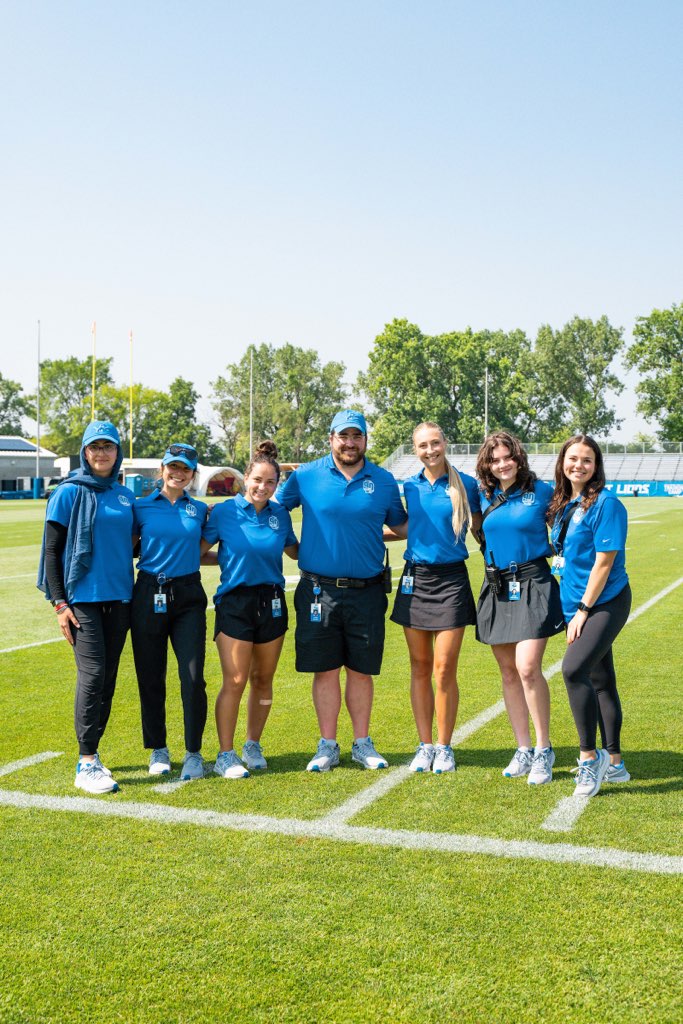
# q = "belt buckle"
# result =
<box><xmin>336</xmin><ymin>578</ymin><xmax>350</xmax><ymax>588</ymax></box>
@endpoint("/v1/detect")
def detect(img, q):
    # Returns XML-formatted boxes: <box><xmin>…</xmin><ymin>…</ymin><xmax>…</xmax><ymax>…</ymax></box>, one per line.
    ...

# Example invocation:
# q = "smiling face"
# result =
<box><xmin>84</xmin><ymin>441</ymin><xmax>118</xmax><ymax>478</ymax></box>
<box><xmin>330</xmin><ymin>427</ymin><xmax>367</xmax><ymax>469</ymax></box>
<box><xmin>244</xmin><ymin>463</ymin><xmax>278</xmax><ymax>510</ymax></box>
<box><xmin>563</xmin><ymin>442</ymin><xmax>597</xmax><ymax>495</ymax></box>
<box><xmin>413</xmin><ymin>425</ymin><xmax>447</xmax><ymax>475</ymax></box>
<box><xmin>161</xmin><ymin>461</ymin><xmax>194</xmax><ymax>494</ymax></box>
<box><xmin>489</xmin><ymin>443</ymin><xmax>518</xmax><ymax>489</ymax></box>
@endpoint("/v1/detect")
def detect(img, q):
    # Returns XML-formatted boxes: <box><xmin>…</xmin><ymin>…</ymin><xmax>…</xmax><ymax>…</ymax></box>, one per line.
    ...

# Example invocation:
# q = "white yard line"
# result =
<box><xmin>151</xmin><ymin>779</ymin><xmax>191</xmax><ymax>795</ymax></box>
<box><xmin>0</xmin><ymin>637</ymin><xmax>63</xmax><ymax>654</ymax></box>
<box><xmin>541</xmin><ymin>795</ymin><xmax>590</xmax><ymax>832</ymax></box>
<box><xmin>0</xmin><ymin>787</ymin><xmax>680</xmax><ymax>875</ymax></box>
<box><xmin>0</xmin><ymin>751</ymin><xmax>63</xmax><ymax>777</ymax></box>
<box><xmin>0</xmin><ymin>573</ymin><xmax>36</xmax><ymax>580</ymax></box>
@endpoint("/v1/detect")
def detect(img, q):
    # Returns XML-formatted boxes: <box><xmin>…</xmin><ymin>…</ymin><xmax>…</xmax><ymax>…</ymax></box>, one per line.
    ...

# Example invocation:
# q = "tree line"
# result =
<box><xmin>0</xmin><ymin>302</ymin><xmax>680</xmax><ymax>466</ymax></box>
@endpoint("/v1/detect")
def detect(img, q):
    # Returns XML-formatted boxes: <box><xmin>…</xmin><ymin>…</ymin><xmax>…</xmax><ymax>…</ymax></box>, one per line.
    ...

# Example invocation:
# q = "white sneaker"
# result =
<box><xmin>573</xmin><ymin>749</ymin><xmax>610</xmax><ymax>798</ymax></box>
<box><xmin>408</xmin><ymin>743</ymin><xmax>435</xmax><ymax>773</ymax></box>
<box><xmin>149</xmin><ymin>747</ymin><xmax>171</xmax><ymax>775</ymax></box>
<box><xmin>75</xmin><ymin>760</ymin><xmax>119</xmax><ymax>794</ymax></box>
<box><xmin>242</xmin><ymin>740</ymin><xmax>267</xmax><ymax>771</ymax></box>
<box><xmin>351</xmin><ymin>737</ymin><xmax>388</xmax><ymax>770</ymax></box>
<box><xmin>433</xmin><ymin>744</ymin><xmax>456</xmax><ymax>774</ymax></box>
<box><xmin>502</xmin><ymin>747</ymin><xmax>533</xmax><ymax>778</ymax></box>
<box><xmin>528</xmin><ymin>746</ymin><xmax>555</xmax><ymax>785</ymax></box>
<box><xmin>306</xmin><ymin>739</ymin><xmax>340</xmax><ymax>773</ymax></box>
<box><xmin>213</xmin><ymin>750</ymin><xmax>249</xmax><ymax>779</ymax></box>
<box><xmin>181</xmin><ymin>751</ymin><xmax>204</xmax><ymax>780</ymax></box>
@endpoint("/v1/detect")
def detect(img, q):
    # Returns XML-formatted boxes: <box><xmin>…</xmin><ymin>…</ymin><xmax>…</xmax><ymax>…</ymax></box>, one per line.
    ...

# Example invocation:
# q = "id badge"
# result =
<box><xmin>310</xmin><ymin>602</ymin><xmax>322</xmax><ymax>623</ymax></box>
<box><xmin>508</xmin><ymin>581</ymin><xmax>521</xmax><ymax>602</ymax></box>
<box><xmin>272</xmin><ymin>597</ymin><xmax>282</xmax><ymax>618</ymax></box>
<box><xmin>401</xmin><ymin>575</ymin><xmax>414</xmax><ymax>595</ymax></box>
<box><xmin>551</xmin><ymin>555</ymin><xmax>565</xmax><ymax>578</ymax></box>
<box><xmin>154</xmin><ymin>593</ymin><xmax>167</xmax><ymax>614</ymax></box>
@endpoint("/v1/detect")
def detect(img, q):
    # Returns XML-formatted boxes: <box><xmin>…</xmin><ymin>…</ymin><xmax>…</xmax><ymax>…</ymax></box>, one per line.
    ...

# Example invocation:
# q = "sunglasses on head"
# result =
<box><xmin>167</xmin><ymin>444</ymin><xmax>198</xmax><ymax>460</ymax></box>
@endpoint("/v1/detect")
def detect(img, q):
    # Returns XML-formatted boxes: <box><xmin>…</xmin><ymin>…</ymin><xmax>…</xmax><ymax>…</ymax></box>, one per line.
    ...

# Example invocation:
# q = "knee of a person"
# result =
<box><xmin>516</xmin><ymin>661</ymin><xmax>541</xmax><ymax>687</ymax></box>
<box><xmin>222</xmin><ymin>672</ymin><xmax>248</xmax><ymax>689</ymax></box>
<box><xmin>249</xmin><ymin>671</ymin><xmax>272</xmax><ymax>693</ymax></box>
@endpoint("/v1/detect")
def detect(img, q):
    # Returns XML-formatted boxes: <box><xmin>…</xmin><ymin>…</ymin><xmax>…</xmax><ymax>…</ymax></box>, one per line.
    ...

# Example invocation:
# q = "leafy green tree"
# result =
<box><xmin>34</xmin><ymin>356</ymin><xmax>115</xmax><ymax>454</ymax></box>
<box><xmin>0</xmin><ymin>374</ymin><xmax>31</xmax><ymax>434</ymax></box>
<box><xmin>358</xmin><ymin>319</ymin><xmax>538</xmax><ymax>460</ymax></box>
<box><xmin>624</xmin><ymin>302</ymin><xmax>683</xmax><ymax>440</ymax></box>
<box><xmin>211</xmin><ymin>344</ymin><xmax>347</xmax><ymax>467</ymax></box>
<box><xmin>531</xmin><ymin>316</ymin><xmax>625</xmax><ymax>439</ymax></box>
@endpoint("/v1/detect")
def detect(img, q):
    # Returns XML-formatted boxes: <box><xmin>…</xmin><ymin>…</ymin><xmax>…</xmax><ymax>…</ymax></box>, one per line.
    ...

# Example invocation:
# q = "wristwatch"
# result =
<box><xmin>577</xmin><ymin>601</ymin><xmax>592</xmax><ymax>613</ymax></box>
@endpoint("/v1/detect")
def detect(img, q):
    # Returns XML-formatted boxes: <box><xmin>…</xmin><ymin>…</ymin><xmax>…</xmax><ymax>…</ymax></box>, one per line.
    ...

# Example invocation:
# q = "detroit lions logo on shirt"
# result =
<box><xmin>185</xmin><ymin>503</ymin><xmax>197</xmax><ymax>518</ymax></box>
<box><xmin>521</xmin><ymin>492</ymin><xmax>535</xmax><ymax>506</ymax></box>
<box><xmin>363</xmin><ymin>479</ymin><xmax>375</xmax><ymax>494</ymax></box>
<box><xmin>268</xmin><ymin>515</ymin><xmax>279</xmax><ymax>530</ymax></box>
<box><xmin>117</xmin><ymin>494</ymin><xmax>131</xmax><ymax>507</ymax></box>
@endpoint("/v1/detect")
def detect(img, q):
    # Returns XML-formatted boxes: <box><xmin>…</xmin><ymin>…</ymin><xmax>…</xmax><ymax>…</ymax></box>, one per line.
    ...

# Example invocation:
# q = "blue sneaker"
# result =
<box><xmin>351</xmin><ymin>737</ymin><xmax>388</xmax><ymax>770</ymax></box>
<box><xmin>148</xmin><ymin>747</ymin><xmax>171</xmax><ymax>776</ymax></box>
<box><xmin>502</xmin><ymin>748</ymin><xmax>533</xmax><ymax>778</ymax></box>
<box><xmin>408</xmin><ymin>743</ymin><xmax>435</xmax><ymax>773</ymax></box>
<box><xmin>181</xmin><ymin>751</ymin><xmax>204</xmax><ymax>780</ymax></box>
<box><xmin>242</xmin><ymin>740</ymin><xmax>267</xmax><ymax>771</ymax></box>
<box><xmin>605</xmin><ymin>761</ymin><xmax>631</xmax><ymax>783</ymax></box>
<box><xmin>75</xmin><ymin>760</ymin><xmax>119</xmax><ymax>794</ymax></box>
<box><xmin>306</xmin><ymin>739</ymin><xmax>340</xmax><ymax>773</ymax></box>
<box><xmin>573</xmin><ymin>749</ymin><xmax>610</xmax><ymax>798</ymax></box>
<box><xmin>213</xmin><ymin>750</ymin><xmax>249</xmax><ymax>779</ymax></box>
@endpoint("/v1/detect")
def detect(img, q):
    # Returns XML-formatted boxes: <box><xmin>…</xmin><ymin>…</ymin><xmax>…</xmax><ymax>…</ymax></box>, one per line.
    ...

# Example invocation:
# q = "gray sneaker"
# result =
<box><xmin>213</xmin><ymin>750</ymin><xmax>249</xmax><ymax>779</ymax></box>
<box><xmin>573</xmin><ymin>749</ymin><xmax>610</xmax><ymax>798</ymax></box>
<box><xmin>351</xmin><ymin>737</ymin><xmax>388</xmax><ymax>770</ymax></box>
<box><xmin>433</xmin><ymin>744</ymin><xmax>456</xmax><ymax>774</ymax></box>
<box><xmin>408</xmin><ymin>743</ymin><xmax>435</xmax><ymax>773</ymax></box>
<box><xmin>605</xmin><ymin>761</ymin><xmax>631</xmax><ymax>783</ymax></box>
<box><xmin>528</xmin><ymin>746</ymin><xmax>555</xmax><ymax>785</ymax></box>
<box><xmin>148</xmin><ymin>747</ymin><xmax>171</xmax><ymax>776</ymax></box>
<box><xmin>306</xmin><ymin>739</ymin><xmax>341</xmax><ymax>773</ymax></box>
<box><xmin>181</xmin><ymin>751</ymin><xmax>204</xmax><ymax>780</ymax></box>
<box><xmin>75</xmin><ymin>760</ymin><xmax>119</xmax><ymax>794</ymax></box>
<box><xmin>93</xmin><ymin>752</ymin><xmax>112</xmax><ymax>778</ymax></box>
<box><xmin>242</xmin><ymin>740</ymin><xmax>267</xmax><ymax>771</ymax></box>
<box><xmin>502</xmin><ymin>748</ymin><xmax>534</xmax><ymax>778</ymax></box>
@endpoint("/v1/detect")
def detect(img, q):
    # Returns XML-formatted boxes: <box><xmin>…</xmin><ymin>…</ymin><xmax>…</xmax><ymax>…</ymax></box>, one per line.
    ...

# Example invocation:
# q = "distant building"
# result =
<box><xmin>0</xmin><ymin>437</ymin><xmax>60</xmax><ymax>497</ymax></box>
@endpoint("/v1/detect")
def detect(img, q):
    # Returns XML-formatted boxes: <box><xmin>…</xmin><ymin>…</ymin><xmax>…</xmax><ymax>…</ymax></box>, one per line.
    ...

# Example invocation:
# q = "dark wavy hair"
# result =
<box><xmin>476</xmin><ymin>431</ymin><xmax>535</xmax><ymax>500</ymax></box>
<box><xmin>245</xmin><ymin>439</ymin><xmax>281</xmax><ymax>482</ymax></box>
<box><xmin>547</xmin><ymin>434</ymin><xmax>606</xmax><ymax>520</ymax></box>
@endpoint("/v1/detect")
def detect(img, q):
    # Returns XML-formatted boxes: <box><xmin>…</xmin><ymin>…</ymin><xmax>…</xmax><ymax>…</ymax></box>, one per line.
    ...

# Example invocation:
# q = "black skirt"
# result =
<box><xmin>390</xmin><ymin>561</ymin><xmax>476</xmax><ymax>631</ymax></box>
<box><xmin>475</xmin><ymin>557</ymin><xmax>564</xmax><ymax>645</ymax></box>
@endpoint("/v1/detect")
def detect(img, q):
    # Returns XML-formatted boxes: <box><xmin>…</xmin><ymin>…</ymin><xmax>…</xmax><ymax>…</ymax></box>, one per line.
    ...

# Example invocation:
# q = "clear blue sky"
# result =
<box><xmin>2</xmin><ymin>0</ymin><xmax>681</xmax><ymax>439</ymax></box>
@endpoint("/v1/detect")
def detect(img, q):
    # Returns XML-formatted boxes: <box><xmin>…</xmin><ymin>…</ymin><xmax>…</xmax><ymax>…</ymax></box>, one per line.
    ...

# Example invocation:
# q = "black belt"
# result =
<box><xmin>137</xmin><ymin>570</ymin><xmax>201</xmax><ymax>587</ymax></box>
<box><xmin>300</xmin><ymin>569</ymin><xmax>383</xmax><ymax>589</ymax></box>
<box><xmin>499</xmin><ymin>557</ymin><xmax>550</xmax><ymax>581</ymax></box>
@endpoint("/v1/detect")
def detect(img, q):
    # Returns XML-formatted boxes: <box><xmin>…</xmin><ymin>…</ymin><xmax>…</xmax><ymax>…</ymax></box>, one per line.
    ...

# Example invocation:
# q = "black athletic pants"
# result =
<box><xmin>562</xmin><ymin>584</ymin><xmax>632</xmax><ymax>754</ymax></box>
<box><xmin>130</xmin><ymin>572</ymin><xmax>208</xmax><ymax>753</ymax></box>
<box><xmin>71</xmin><ymin>601</ymin><xmax>131</xmax><ymax>756</ymax></box>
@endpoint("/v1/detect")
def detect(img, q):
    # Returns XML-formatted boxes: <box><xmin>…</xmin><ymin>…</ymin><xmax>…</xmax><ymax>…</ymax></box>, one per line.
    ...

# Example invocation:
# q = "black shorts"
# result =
<box><xmin>475</xmin><ymin>558</ymin><xmax>564</xmax><ymax>645</ymax></box>
<box><xmin>390</xmin><ymin>560</ymin><xmax>476</xmax><ymax>631</ymax></box>
<box><xmin>293</xmin><ymin>574</ymin><xmax>388</xmax><ymax>675</ymax></box>
<box><xmin>214</xmin><ymin>584</ymin><xmax>288</xmax><ymax>644</ymax></box>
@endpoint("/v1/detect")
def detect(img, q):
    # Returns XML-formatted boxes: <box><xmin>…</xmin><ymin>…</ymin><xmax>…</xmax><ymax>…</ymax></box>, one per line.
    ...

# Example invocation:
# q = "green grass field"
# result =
<box><xmin>1</xmin><ymin>498</ymin><xmax>682</xmax><ymax>1024</ymax></box>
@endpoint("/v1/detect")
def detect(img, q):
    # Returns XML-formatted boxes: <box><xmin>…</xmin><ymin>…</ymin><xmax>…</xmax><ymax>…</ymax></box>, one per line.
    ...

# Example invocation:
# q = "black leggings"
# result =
<box><xmin>71</xmin><ymin>601</ymin><xmax>131</xmax><ymax>756</ymax></box>
<box><xmin>562</xmin><ymin>584</ymin><xmax>632</xmax><ymax>753</ymax></box>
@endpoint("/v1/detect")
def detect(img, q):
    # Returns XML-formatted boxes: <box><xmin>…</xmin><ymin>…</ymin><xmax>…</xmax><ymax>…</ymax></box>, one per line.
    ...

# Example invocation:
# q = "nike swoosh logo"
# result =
<box><xmin>554</xmin><ymin>622</ymin><xmax>564</xmax><ymax>629</ymax></box>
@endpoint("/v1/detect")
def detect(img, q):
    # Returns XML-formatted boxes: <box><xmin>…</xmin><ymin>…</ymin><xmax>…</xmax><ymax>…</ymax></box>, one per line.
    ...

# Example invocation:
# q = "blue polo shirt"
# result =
<box><xmin>133</xmin><ymin>489</ymin><xmax>209</xmax><ymax>577</ymax></box>
<box><xmin>479</xmin><ymin>480</ymin><xmax>554</xmax><ymax>568</ymax></box>
<box><xmin>48</xmin><ymin>481</ymin><xmax>135</xmax><ymax>603</ymax></box>
<box><xmin>403</xmin><ymin>468</ymin><xmax>480</xmax><ymax>564</ymax></box>
<box><xmin>551</xmin><ymin>490</ymin><xmax>628</xmax><ymax>620</ymax></box>
<box><xmin>277</xmin><ymin>454</ymin><xmax>407</xmax><ymax>578</ymax></box>
<box><xmin>202</xmin><ymin>495</ymin><xmax>297</xmax><ymax>601</ymax></box>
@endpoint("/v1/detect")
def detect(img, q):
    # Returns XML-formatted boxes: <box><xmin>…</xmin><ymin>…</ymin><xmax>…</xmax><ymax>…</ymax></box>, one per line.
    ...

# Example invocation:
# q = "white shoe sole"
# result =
<box><xmin>213</xmin><ymin>765</ymin><xmax>249</xmax><ymax>779</ymax></box>
<box><xmin>75</xmin><ymin>777</ymin><xmax>119</xmax><ymax>794</ymax></box>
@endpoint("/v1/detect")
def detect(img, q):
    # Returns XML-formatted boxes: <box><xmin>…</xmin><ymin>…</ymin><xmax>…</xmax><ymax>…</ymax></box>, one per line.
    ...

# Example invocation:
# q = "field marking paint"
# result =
<box><xmin>0</xmin><ymin>787</ymin><xmax>681</xmax><ymax>875</ymax></box>
<box><xmin>151</xmin><ymin>779</ymin><xmax>191</xmax><ymax>795</ymax></box>
<box><xmin>541</xmin><ymin>795</ymin><xmax>589</xmax><ymax>832</ymax></box>
<box><xmin>0</xmin><ymin>637</ymin><xmax>63</xmax><ymax>654</ymax></box>
<box><xmin>626</xmin><ymin>576</ymin><xmax>683</xmax><ymax>624</ymax></box>
<box><xmin>0</xmin><ymin>572</ymin><xmax>36</xmax><ymax>580</ymax></box>
<box><xmin>0</xmin><ymin>751</ymin><xmax>63</xmax><ymax>777</ymax></box>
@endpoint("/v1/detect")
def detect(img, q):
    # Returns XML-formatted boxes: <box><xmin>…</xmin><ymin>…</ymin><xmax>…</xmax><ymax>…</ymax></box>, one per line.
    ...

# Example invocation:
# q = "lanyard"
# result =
<box><xmin>551</xmin><ymin>500</ymin><xmax>580</xmax><ymax>556</ymax></box>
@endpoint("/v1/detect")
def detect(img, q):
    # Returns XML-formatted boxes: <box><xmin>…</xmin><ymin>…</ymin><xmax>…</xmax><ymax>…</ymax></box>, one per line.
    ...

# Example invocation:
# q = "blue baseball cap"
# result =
<box><xmin>82</xmin><ymin>421</ymin><xmax>121</xmax><ymax>447</ymax></box>
<box><xmin>162</xmin><ymin>443</ymin><xmax>198</xmax><ymax>471</ymax></box>
<box><xmin>330</xmin><ymin>409</ymin><xmax>367</xmax><ymax>435</ymax></box>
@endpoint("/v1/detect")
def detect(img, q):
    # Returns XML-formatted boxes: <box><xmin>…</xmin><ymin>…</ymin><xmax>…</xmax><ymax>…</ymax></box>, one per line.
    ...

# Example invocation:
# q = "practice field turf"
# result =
<box><xmin>0</xmin><ymin>499</ymin><xmax>681</xmax><ymax>1023</ymax></box>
